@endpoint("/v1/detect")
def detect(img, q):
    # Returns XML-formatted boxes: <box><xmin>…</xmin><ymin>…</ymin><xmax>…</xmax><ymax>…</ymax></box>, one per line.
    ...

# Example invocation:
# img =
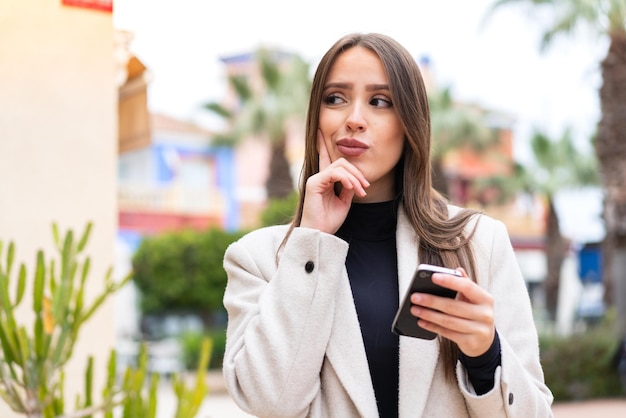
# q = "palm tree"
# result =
<box><xmin>205</xmin><ymin>48</ymin><xmax>311</xmax><ymax>199</ymax></box>
<box><xmin>429</xmin><ymin>85</ymin><xmax>499</xmax><ymax>200</ymax></box>
<box><xmin>480</xmin><ymin>128</ymin><xmax>598</xmax><ymax>321</ymax></box>
<box><xmin>484</xmin><ymin>0</ymin><xmax>626</xmax><ymax>343</ymax></box>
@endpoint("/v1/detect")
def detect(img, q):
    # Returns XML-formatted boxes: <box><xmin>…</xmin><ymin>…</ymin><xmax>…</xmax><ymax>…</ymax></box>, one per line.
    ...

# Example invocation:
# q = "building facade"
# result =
<box><xmin>0</xmin><ymin>1</ymin><xmax>117</xmax><ymax>416</ymax></box>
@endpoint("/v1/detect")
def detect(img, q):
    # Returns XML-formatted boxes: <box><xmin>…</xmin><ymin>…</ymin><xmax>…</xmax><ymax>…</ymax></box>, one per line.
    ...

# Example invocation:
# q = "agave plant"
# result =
<box><xmin>0</xmin><ymin>223</ymin><xmax>211</xmax><ymax>418</ymax></box>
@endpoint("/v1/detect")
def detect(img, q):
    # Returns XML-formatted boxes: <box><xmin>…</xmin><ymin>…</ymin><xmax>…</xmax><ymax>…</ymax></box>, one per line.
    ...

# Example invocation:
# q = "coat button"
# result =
<box><xmin>508</xmin><ymin>392</ymin><xmax>514</xmax><ymax>405</ymax></box>
<box><xmin>305</xmin><ymin>261</ymin><xmax>315</xmax><ymax>273</ymax></box>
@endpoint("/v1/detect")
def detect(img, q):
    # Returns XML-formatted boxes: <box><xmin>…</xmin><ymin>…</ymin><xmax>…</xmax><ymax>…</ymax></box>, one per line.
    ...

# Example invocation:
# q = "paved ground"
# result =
<box><xmin>158</xmin><ymin>392</ymin><xmax>254</xmax><ymax>418</ymax></box>
<box><xmin>162</xmin><ymin>392</ymin><xmax>626</xmax><ymax>418</ymax></box>
<box><xmin>156</xmin><ymin>371</ymin><xmax>626</xmax><ymax>418</ymax></box>
<box><xmin>552</xmin><ymin>398</ymin><xmax>626</xmax><ymax>417</ymax></box>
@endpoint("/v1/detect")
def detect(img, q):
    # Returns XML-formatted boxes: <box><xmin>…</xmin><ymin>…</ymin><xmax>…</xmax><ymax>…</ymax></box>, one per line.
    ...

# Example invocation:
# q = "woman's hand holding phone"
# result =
<box><xmin>410</xmin><ymin>267</ymin><xmax>496</xmax><ymax>357</ymax></box>
<box><xmin>300</xmin><ymin>130</ymin><xmax>369</xmax><ymax>234</ymax></box>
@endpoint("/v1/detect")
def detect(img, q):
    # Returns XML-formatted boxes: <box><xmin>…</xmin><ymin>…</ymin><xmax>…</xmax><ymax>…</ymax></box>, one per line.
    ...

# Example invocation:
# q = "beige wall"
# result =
<box><xmin>0</xmin><ymin>1</ymin><xmax>116</xmax><ymax>416</ymax></box>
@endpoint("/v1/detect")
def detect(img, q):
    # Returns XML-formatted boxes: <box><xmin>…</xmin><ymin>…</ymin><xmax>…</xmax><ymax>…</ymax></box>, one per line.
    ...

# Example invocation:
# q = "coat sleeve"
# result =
<box><xmin>222</xmin><ymin>226</ymin><xmax>349</xmax><ymax>418</ymax></box>
<box><xmin>457</xmin><ymin>217</ymin><xmax>554</xmax><ymax>418</ymax></box>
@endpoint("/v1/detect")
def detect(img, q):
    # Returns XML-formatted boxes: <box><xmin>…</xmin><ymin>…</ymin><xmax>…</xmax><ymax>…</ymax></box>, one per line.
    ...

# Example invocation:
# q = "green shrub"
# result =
<box><xmin>261</xmin><ymin>191</ymin><xmax>298</xmax><ymax>226</ymax></box>
<box><xmin>539</xmin><ymin>312</ymin><xmax>625</xmax><ymax>401</ymax></box>
<box><xmin>132</xmin><ymin>227</ymin><xmax>245</xmax><ymax>316</ymax></box>
<box><xmin>180</xmin><ymin>329</ymin><xmax>226</xmax><ymax>370</ymax></box>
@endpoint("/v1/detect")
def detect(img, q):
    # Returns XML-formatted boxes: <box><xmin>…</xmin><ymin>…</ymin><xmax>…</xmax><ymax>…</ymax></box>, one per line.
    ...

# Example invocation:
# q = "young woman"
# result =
<box><xmin>222</xmin><ymin>32</ymin><xmax>553</xmax><ymax>417</ymax></box>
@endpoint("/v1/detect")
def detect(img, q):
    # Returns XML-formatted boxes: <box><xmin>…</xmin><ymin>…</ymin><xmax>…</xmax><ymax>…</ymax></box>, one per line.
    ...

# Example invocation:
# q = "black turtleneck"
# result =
<box><xmin>335</xmin><ymin>200</ymin><xmax>501</xmax><ymax>417</ymax></box>
<box><xmin>336</xmin><ymin>199</ymin><xmax>400</xmax><ymax>418</ymax></box>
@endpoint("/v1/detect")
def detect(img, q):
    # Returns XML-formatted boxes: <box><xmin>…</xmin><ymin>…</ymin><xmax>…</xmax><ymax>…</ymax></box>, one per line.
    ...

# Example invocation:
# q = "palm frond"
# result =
<box><xmin>203</xmin><ymin>102</ymin><xmax>232</xmax><ymax>119</ymax></box>
<box><xmin>258</xmin><ymin>48</ymin><xmax>281</xmax><ymax>91</ymax></box>
<box><xmin>429</xmin><ymin>85</ymin><xmax>497</xmax><ymax>158</ymax></box>
<box><xmin>230</xmin><ymin>74</ymin><xmax>253</xmax><ymax>101</ymax></box>
<box><xmin>203</xmin><ymin>47</ymin><xmax>311</xmax><ymax>149</ymax></box>
<box><xmin>527</xmin><ymin>127</ymin><xmax>599</xmax><ymax>195</ymax></box>
<box><xmin>207</xmin><ymin>132</ymin><xmax>238</xmax><ymax>147</ymax></box>
<box><xmin>605</xmin><ymin>0</ymin><xmax>626</xmax><ymax>33</ymax></box>
<box><xmin>484</xmin><ymin>0</ymin><xmax>621</xmax><ymax>50</ymax></box>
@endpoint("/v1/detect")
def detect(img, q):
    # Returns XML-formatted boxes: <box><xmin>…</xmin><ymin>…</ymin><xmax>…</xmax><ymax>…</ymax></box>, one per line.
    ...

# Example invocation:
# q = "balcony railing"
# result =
<box><xmin>118</xmin><ymin>182</ymin><xmax>225</xmax><ymax>215</ymax></box>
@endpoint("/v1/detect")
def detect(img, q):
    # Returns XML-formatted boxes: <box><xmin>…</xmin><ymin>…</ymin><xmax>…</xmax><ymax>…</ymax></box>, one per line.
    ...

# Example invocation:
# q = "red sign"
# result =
<box><xmin>62</xmin><ymin>0</ymin><xmax>113</xmax><ymax>12</ymax></box>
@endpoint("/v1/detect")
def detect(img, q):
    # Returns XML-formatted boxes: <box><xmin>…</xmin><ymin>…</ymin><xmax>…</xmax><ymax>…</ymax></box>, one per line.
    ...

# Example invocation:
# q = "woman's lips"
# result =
<box><xmin>336</xmin><ymin>138</ymin><xmax>368</xmax><ymax>157</ymax></box>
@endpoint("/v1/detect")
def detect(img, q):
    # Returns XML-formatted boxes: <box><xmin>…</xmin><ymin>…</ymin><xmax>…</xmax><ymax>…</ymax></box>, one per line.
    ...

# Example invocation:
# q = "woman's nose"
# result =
<box><xmin>346</xmin><ymin>104</ymin><xmax>366</xmax><ymax>132</ymax></box>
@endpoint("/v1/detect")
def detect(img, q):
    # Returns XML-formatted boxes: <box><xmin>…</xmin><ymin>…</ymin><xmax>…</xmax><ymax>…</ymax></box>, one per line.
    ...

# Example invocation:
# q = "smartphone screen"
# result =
<box><xmin>391</xmin><ymin>263</ymin><xmax>461</xmax><ymax>339</ymax></box>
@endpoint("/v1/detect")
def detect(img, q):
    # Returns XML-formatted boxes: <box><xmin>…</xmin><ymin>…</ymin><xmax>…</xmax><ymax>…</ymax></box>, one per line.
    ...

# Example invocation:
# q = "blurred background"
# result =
<box><xmin>1</xmin><ymin>0</ymin><xmax>625</xmax><ymax>417</ymax></box>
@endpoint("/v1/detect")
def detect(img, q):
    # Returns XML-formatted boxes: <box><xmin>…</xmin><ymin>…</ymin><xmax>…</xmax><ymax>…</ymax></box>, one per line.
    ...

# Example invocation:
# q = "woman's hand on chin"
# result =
<box><xmin>300</xmin><ymin>130</ymin><xmax>369</xmax><ymax>234</ymax></box>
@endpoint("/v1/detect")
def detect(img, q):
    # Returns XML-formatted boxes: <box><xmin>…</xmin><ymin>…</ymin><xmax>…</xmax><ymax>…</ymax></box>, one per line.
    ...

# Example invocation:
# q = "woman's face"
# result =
<box><xmin>319</xmin><ymin>46</ymin><xmax>405</xmax><ymax>203</ymax></box>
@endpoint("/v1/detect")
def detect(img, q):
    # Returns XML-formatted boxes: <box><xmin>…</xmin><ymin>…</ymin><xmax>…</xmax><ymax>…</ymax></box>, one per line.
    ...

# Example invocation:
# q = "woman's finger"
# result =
<box><xmin>310</xmin><ymin>164</ymin><xmax>366</xmax><ymax>198</ymax></box>
<box><xmin>408</xmin><ymin>269</ymin><xmax>495</xmax><ymax>356</ymax></box>
<box><xmin>318</xmin><ymin>129</ymin><xmax>331</xmax><ymax>171</ymax></box>
<box><xmin>430</xmin><ymin>270</ymin><xmax>492</xmax><ymax>306</ymax></box>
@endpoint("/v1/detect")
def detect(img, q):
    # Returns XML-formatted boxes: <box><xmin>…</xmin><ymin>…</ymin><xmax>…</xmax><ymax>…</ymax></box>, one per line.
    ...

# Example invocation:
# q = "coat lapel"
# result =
<box><xmin>396</xmin><ymin>209</ymin><xmax>441</xmax><ymax>417</ymax></box>
<box><xmin>325</xmin><ymin>266</ymin><xmax>379</xmax><ymax>417</ymax></box>
<box><xmin>324</xmin><ymin>208</ymin><xmax>441</xmax><ymax>418</ymax></box>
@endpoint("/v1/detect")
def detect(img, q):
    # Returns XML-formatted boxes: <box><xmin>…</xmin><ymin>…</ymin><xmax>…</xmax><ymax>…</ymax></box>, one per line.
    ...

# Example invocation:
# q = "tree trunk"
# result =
<box><xmin>544</xmin><ymin>198</ymin><xmax>567</xmax><ymax>322</ymax></box>
<box><xmin>265</xmin><ymin>138</ymin><xmax>294</xmax><ymax>200</ymax></box>
<box><xmin>596</xmin><ymin>34</ymin><xmax>626</xmax><ymax>337</ymax></box>
<box><xmin>614</xmin><ymin>241</ymin><xmax>626</xmax><ymax>338</ymax></box>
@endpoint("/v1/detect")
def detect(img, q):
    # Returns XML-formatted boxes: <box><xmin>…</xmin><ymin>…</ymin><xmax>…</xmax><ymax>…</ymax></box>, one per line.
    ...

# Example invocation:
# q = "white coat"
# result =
<box><xmin>222</xmin><ymin>206</ymin><xmax>554</xmax><ymax>417</ymax></box>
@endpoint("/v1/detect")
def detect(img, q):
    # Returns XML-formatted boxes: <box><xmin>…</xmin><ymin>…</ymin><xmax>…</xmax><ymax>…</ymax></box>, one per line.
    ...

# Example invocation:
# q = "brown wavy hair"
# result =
<box><xmin>282</xmin><ymin>32</ymin><xmax>482</xmax><ymax>381</ymax></box>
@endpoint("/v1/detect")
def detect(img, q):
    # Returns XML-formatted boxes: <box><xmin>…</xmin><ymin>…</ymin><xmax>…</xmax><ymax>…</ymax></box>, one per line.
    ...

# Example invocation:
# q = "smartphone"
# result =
<box><xmin>391</xmin><ymin>263</ymin><xmax>461</xmax><ymax>340</ymax></box>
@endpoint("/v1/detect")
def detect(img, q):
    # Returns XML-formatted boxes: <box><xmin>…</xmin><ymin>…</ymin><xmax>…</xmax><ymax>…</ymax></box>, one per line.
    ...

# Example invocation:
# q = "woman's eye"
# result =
<box><xmin>370</xmin><ymin>97</ymin><xmax>393</xmax><ymax>108</ymax></box>
<box><xmin>323</xmin><ymin>94</ymin><xmax>344</xmax><ymax>105</ymax></box>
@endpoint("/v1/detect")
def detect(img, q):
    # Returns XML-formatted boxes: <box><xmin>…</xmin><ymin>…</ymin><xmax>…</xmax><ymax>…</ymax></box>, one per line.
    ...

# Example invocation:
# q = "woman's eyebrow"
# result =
<box><xmin>366</xmin><ymin>84</ymin><xmax>390</xmax><ymax>91</ymax></box>
<box><xmin>323</xmin><ymin>82</ymin><xmax>389</xmax><ymax>91</ymax></box>
<box><xmin>323</xmin><ymin>82</ymin><xmax>352</xmax><ymax>90</ymax></box>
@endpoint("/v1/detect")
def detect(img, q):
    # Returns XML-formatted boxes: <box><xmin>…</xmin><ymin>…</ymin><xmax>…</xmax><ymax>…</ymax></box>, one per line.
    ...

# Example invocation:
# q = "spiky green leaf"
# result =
<box><xmin>52</xmin><ymin>223</ymin><xmax>61</xmax><ymax>249</ymax></box>
<box><xmin>33</xmin><ymin>251</ymin><xmax>46</xmax><ymax>314</ymax></box>
<box><xmin>0</xmin><ymin>320</ymin><xmax>18</xmax><ymax>364</ymax></box>
<box><xmin>84</xmin><ymin>356</ymin><xmax>93</xmax><ymax>416</ymax></box>
<box><xmin>77</xmin><ymin>222</ymin><xmax>93</xmax><ymax>253</ymax></box>
<box><xmin>0</xmin><ymin>387</ymin><xmax>26</xmax><ymax>412</ymax></box>
<box><xmin>14</xmin><ymin>264</ymin><xmax>26</xmax><ymax>308</ymax></box>
<box><xmin>6</xmin><ymin>242</ymin><xmax>14</xmax><ymax>278</ymax></box>
<box><xmin>147</xmin><ymin>373</ymin><xmax>159</xmax><ymax>418</ymax></box>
